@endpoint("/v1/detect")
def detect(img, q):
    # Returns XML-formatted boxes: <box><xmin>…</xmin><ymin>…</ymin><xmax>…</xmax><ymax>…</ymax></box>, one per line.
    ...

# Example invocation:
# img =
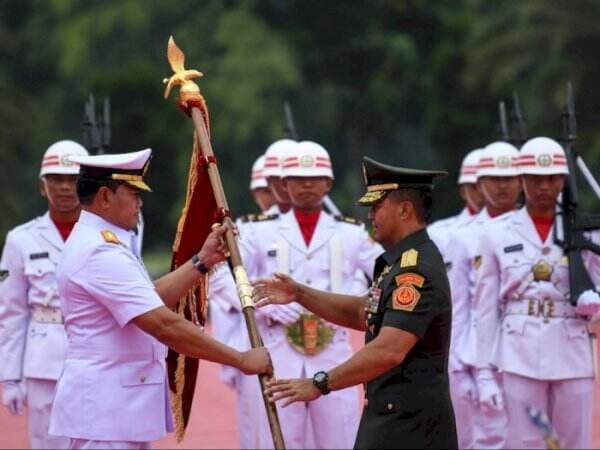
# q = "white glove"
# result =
<box><xmin>2</xmin><ymin>380</ymin><xmax>26</xmax><ymax>415</ymax></box>
<box><xmin>257</xmin><ymin>303</ymin><xmax>303</xmax><ymax>326</ymax></box>
<box><xmin>476</xmin><ymin>370</ymin><xmax>504</xmax><ymax>413</ymax></box>
<box><xmin>576</xmin><ymin>290</ymin><xmax>600</xmax><ymax>317</ymax></box>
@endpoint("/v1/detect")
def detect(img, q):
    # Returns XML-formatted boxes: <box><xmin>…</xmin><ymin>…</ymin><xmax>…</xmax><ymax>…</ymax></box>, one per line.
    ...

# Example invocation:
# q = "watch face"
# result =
<box><xmin>315</xmin><ymin>372</ymin><xmax>326</xmax><ymax>383</ymax></box>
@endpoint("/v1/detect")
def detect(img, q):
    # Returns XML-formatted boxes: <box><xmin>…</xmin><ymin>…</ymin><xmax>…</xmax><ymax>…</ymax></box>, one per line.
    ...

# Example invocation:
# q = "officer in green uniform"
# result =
<box><xmin>255</xmin><ymin>156</ymin><xmax>458</xmax><ymax>449</ymax></box>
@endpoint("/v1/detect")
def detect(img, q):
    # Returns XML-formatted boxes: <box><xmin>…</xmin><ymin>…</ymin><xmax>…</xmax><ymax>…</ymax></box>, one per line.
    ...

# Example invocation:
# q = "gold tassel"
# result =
<box><xmin>171</xmin><ymin>295</ymin><xmax>189</xmax><ymax>442</ymax></box>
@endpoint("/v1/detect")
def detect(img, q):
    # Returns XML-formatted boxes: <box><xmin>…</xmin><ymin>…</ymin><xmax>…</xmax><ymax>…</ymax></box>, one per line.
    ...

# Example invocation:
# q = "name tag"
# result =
<box><xmin>29</xmin><ymin>252</ymin><xmax>49</xmax><ymax>260</ymax></box>
<box><xmin>503</xmin><ymin>244</ymin><xmax>523</xmax><ymax>253</ymax></box>
<box><xmin>267</xmin><ymin>249</ymin><xmax>277</xmax><ymax>257</ymax></box>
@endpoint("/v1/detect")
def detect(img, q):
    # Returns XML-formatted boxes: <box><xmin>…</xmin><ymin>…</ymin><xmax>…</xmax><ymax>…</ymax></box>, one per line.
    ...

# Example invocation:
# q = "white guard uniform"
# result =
<box><xmin>0</xmin><ymin>213</ymin><xmax>70</xmax><ymax>449</ymax></box>
<box><xmin>473</xmin><ymin>206</ymin><xmax>600</xmax><ymax>449</ymax></box>
<box><xmin>49</xmin><ymin>210</ymin><xmax>173</xmax><ymax>447</ymax></box>
<box><xmin>212</xmin><ymin>209</ymin><xmax>382</xmax><ymax>449</ymax></box>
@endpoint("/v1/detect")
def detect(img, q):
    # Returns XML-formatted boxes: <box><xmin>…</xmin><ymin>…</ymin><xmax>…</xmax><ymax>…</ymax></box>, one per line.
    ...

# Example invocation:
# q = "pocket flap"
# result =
<box><xmin>502</xmin><ymin>315</ymin><xmax>528</xmax><ymax>335</ymax></box>
<box><xmin>120</xmin><ymin>361</ymin><xmax>164</xmax><ymax>386</ymax></box>
<box><xmin>24</xmin><ymin>259</ymin><xmax>54</xmax><ymax>276</ymax></box>
<box><xmin>562</xmin><ymin>319</ymin><xmax>588</xmax><ymax>340</ymax></box>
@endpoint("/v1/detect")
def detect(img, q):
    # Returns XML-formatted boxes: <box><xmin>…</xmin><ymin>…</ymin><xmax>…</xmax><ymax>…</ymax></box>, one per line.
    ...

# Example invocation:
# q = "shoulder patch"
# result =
<box><xmin>0</xmin><ymin>270</ymin><xmax>8</xmax><ymax>282</ymax></box>
<box><xmin>395</xmin><ymin>272</ymin><xmax>425</xmax><ymax>288</ymax></box>
<box><xmin>392</xmin><ymin>285</ymin><xmax>421</xmax><ymax>311</ymax></box>
<box><xmin>503</xmin><ymin>244</ymin><xmax>523</xmax><ymax>253</ymax></box>
<box><xmin>400</xmin><ymin>249</ymin><xmax>419</xmax><ymax>268</ymax></box>
<box><xmin>333</xmin><ymin>215</ymin><xmax>363</xmax><ymax>226</ymax></box>
<box><xmin>474</xmin><ymin>255</ymin><xmax>482</xmax><ymax>270</ymax></box>
<box><xmin>101</xmin><ymin>230</ymin><xmax>121</xmax><ymax>245</ymax></box>
<box><xmin>29</xmin><ymin>252</ymin><xmax>49</xmax><ymax>260</ymax></box>
<box><xmin>240</xmin><ymin>213</ymin><xmax>279</xmax><ymax>223</ymax></box>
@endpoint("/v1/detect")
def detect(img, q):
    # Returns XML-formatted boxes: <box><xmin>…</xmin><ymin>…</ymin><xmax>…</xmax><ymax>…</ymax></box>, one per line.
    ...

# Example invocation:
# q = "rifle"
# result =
<box><xmin>283</xmin><ymin>101</ymin><xmax>342</xmax><ymax>216</ymax></box>
<box><xmin>554</xmin><ymin>82</ymin><xmax>600</xmax><ymax>305</ymax></box>
<box><xmin>511</xmin><ymin>91</ymin><xmax>528</xmax><ymax>146</ymax></box>
<box><xmin>82</xmin><ymin>94</ymin><xmax>111</xmax><ymax>155</ymax></box>
<box><xmin>497</xmin><ymin>101</ymin><xmax>510</xmax><ymax>142</ymax></box>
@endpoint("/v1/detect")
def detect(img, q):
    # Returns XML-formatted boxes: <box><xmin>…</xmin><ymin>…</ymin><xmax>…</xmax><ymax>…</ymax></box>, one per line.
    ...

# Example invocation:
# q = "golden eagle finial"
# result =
<box><xmin>162</xmin><ymin>36</ymin><xmax>204</xmax><ymax>100</ymax></box>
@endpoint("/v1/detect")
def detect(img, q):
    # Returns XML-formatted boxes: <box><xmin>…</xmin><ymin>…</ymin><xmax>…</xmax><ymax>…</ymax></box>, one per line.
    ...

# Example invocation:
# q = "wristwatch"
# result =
<box><xmin>312</xmin><ymin>371</ymin><xmax>331</xmax><ymax>395</ymax></box>
<box><xmin>191</xmin><ymin>254</ymin><xmax>209</xmax><ymax>274</ymax></box>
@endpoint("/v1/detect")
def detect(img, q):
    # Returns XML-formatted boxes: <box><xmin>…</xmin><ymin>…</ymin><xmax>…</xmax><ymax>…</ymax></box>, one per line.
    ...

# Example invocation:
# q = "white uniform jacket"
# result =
<box><xmin>473</xmin><ymin>207</ymin><xmax>600</xmax><ymax>380</ymax></box>
<box><xmin>49</xmin><ymin>211</ymin><xmax>172</xmax><ymax>441</ymax></box>
<box><xmin>0</xmin><ymin>212</ymin><xmax>68</xmax><ymax>381</ymax></box>
<box><xmin>238</xmin><ymin>210</ymin><xmax>383</xmax><ymax>376</ymax></box>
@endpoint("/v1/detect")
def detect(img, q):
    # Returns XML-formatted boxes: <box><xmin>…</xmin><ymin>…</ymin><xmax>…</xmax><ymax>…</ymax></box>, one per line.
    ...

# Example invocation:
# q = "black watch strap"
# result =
<box><xmin>312</xmin><ymin>371</ymin><xmax>331</xmax><ymax>395</ymax></box>
<box><xmin>191</xmin><ymin>254</ymin><xmax>209</xmax><ymax>274</ymax></box>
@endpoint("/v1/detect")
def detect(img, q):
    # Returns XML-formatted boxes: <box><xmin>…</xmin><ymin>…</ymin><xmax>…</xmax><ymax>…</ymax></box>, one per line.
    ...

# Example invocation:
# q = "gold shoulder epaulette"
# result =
<box><xmin>334</xmin><ymin>215</ymin><xmax>362</xmax><ymax>226</ymax></box>
<box><xmin>101</xmin><ymin>230</ymin><xmax>121</xmax><ymax>245</ymax></box>
<box><xmin>400</xmin><ymin>248</ymin><xmax>419</xmax><ymax>267</ymax></box>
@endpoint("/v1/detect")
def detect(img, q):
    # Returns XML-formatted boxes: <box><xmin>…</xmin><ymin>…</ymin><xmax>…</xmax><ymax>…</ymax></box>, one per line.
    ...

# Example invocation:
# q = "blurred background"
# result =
<box><xmin>2</xmin><ymin>0</ymin><xmax>599</xmax><ymax>272</ymax></box>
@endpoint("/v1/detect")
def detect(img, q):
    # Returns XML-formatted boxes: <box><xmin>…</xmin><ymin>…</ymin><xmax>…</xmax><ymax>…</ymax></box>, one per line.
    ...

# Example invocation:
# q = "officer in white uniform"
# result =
<box><xmin>263</xmin><ymin>139</ymin><xmax>297</xmax><ymax>215</ymax></box>
<box><xmin>473</xmin><ymin>137</ymin><xmax>600</xmax><ymax>449</ymax></box>
<box><xmin>428</xmin><ymin>147</ymin><xmax>485</xmax><ymax>253</ymax></box>
<box><xmin>236</xmin><ymin>141</ymin><xmax>383</xmax><ymax>449</ymax></box>
<box><xmin>48</xmin><ymin>149</ymin><xmax>271</xmax><ymax>449</ymax></box>
<box><xmin>448</xmin><ymin>141</ymin><xmax>521</xmax><ymax>448</ymax></box>
<box><xmin>0</xmin><ymin>140</ymin><xmax>89</xmax><ymax>449</ymax></box>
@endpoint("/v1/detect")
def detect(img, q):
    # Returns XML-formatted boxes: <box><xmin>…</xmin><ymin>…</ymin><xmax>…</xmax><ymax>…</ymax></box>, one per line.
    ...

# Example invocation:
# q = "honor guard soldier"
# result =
<box><xmin>263</xmin><ymin>138</ymin><xmax>297</xmax><ymax>215</ymax></box>
<box><xmin>47</xmin><ymin>149</ymin><xmax>271</xmax><ymax>449</ymax></box>
<box><xmin>448</xmin><ymin>141</ymin><xmax>521</xmax><ymax>449</ymax></box>
<box><xmin>257</xmin><ymin>156</ymin><xmax>458</xmax><ymax>449</ymax></box>
<box><xmin>428</xmin><ymin>147</ymin><xmax>485</xmax><ymax>254</ymax></box>
<box><xmin>0</xmin><ymin>140</ymin><xmax>88</xmax><ymax>449</ymax></box>
<box><xmin>473</xmin><ymin>137</ymin><xmax>600</xmax><ymax>449</ymax></box>
<box><xmin>249</xmin><ymin>154</ymin><xmax>276</xmax><ymax>213</ymax></box>
<box><xmin>221</xmin><ymin>141</ymin><xmax>383</xmax><ymax>449</ymax></box>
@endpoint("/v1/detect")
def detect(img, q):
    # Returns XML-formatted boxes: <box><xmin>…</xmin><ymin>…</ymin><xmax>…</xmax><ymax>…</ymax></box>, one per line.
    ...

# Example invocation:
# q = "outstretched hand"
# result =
<box><xmin>264</xmin><ymin>377</ymin><xmax>320</xmax><ymax>407</ymax></box>
<box><xmin>252</xmin><ymin>273</ymin><xmax>298</xmax><ymax>307</ymax></box>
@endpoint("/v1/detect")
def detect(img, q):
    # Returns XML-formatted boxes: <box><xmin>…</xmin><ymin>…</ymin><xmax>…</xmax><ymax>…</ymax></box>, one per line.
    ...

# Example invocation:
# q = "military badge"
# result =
<box><xmin>537</xmin><ymin>153</ymin><xmax>553</xmax><ymax>167</ymax></box>
<box><xmin>496</xmin><ymin>156</ymin><xmax>511</xmax><ymax>169</ymax></box>
<box><xmin>474</xmin><ymin>255</ymin><xmax>482</xmax><ymax>269</ymax></box>
<box><xmin>532</xmin><ymin>260</ymin><xmax>553</xmax><ymax>281</ymax></box>
<box><xmin>0</xmin><ymin>270</ymin><xmax>8</xmax><ymax>282</ymax></box>
<box><xmin>400</xmin><ymin>249</ymin><xmax>419</xmax><ymax>268</ymax></box>
<box><xmin>101</xmin><ymin>230</ymin><xmax>121</xmax><ymax>245</ymax></box>
<box><xmin>392</xmin><ymin>272</ymin><xmax>425</xmax><ymax>312</ymax></box>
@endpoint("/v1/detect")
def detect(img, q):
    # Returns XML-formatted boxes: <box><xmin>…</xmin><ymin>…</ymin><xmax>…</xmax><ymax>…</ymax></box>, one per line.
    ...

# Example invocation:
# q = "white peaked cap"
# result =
<box><xmin>68</xmin><ymin>148</ymin><xmax>153</xmax><ymax>191</ymax></box>
<box><xmin>517</xmin><ymin>137</ymin><xmax>569</xmax><ymax>175</ymax></box>
<box><xmin>40</xmin><ymin>140</ymin><xmax>89</xmax><ymax>177</ymax></box>
<box><xmin>250</xmin><ymin>154</ymin><xmax>268</xmax><ymax>190</ymax></box>
<box><xmin>262</xmin><ymin>139</ymin><xmax>298</xmax><ymax>178</ymax></box>
<box><xmin>281</xmin><ymin>140</ymin><xmax>334</xmax><ymax>179</ymax></box>
<box><xmin>477</xmin><ymin>141</ymin><xmax>520</xmax><ymax>178</ymax></box>
<box><xmin>458</xmin><ymin>148</ymin><xmax>483</xmax><ymax>184</ymax></box>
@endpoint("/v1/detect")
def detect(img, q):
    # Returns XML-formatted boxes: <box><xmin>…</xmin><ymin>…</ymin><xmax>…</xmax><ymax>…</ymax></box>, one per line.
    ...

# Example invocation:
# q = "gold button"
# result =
<box><xmin>140</xmin><ymin>375</ymin><xmax>146</xmax><ymax>383</ymax></box>
<box><xmin>367</xmin><ymin>313</ymin><xmax>372</xmax><ymax>319</ymax></box>
<box><xmin>387</xmin><ymin>403</ymin><xmax>393</xmax><ymax>410</ymax></box>
<box><xmin>306</xmin><ymin>254</ymin><xmax>312</xmax><ymax>260</ymax></box>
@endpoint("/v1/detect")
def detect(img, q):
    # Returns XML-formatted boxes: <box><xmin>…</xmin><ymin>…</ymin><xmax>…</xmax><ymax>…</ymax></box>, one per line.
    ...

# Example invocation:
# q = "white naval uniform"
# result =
<box><xmin>0</xmin><ymin>212</ymin><xmax>70</xmax><ymax>449</ymax></box>
<box><xmin>49</xmin><ymin>210</ymin><xmax>173</xmax><ymax>447</ymax></box>
<box><xmin>214</xmin><ymin>209</ymin><xmax>382</xmax><ymax>449</ymax></box>
<box><xmin>447</xmin><ymin>209</ymin><xmax>508</xmax><ymax>449</ymax></box>
<box><xmin>473</xmin><ymin>207</ymin><xmax>600</xmax><ymax>449</ymax></box>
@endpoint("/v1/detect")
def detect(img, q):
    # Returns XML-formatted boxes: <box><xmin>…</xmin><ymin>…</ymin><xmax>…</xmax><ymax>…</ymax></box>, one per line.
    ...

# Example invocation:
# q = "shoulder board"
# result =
<box><xmin>240</xmin><ymin>213</ymin><xmax>279</xmax><ymax>223</ymax></box>
<box><xmin>333</xmin><ymin>215</ymin><xmax>363</xmax><ymax>226</ymax></box>
<box><xmin>101</xmin><ymin>230</ymin><xmax>121</xmax><ymax>245</ymax></box>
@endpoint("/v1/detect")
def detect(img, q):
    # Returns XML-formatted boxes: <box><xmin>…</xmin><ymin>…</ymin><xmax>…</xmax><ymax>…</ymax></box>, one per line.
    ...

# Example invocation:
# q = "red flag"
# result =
<box><xmin>166</xmin><ymin>98</ymin><xmax>218</xmax><ymax>441</ymax></box>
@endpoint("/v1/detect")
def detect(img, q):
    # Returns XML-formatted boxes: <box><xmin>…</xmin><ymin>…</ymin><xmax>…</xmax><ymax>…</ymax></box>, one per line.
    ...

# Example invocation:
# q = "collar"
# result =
<box><xmin>381</xmin><ymin>227</ymin><xmax>430</xmax><ymax>265</ymax></box>
<box><xmin>78</xmin><ymin>210</ymin><xmax>133</xmax><ymax>248</ymax></box>
<box><xmin>293</xmin><ymin>208</ymin><xmax>321</xmax><ymax>224</ymax></box>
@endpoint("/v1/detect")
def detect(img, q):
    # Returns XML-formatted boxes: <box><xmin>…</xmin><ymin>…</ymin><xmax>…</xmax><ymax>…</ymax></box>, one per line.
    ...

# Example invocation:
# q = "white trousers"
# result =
<box><xmin>503</xmin><ymin>372</ymin><xmax>593</xmax><ymax>449</ymax></box>
<box><xmin>26</xmin><ymin>378</ymin><xmax>70</xmax><ymax>450</ymax></box>
<box><xmin>70</xmin><ymin>438</ymin><xmax>151</xmax><ymax>449</ymax></box>
<box><xmin>449</xmin><ymin>370</ymin><xmax>477</xmax><ymax>449</ymax></box>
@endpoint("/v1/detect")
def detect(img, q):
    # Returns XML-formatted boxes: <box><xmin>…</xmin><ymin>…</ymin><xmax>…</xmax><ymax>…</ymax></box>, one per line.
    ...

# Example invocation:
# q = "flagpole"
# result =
<box><xmin>164</xmin><ymin>36</ymin><xmax>286</xmax><ymax>450</ymax></box>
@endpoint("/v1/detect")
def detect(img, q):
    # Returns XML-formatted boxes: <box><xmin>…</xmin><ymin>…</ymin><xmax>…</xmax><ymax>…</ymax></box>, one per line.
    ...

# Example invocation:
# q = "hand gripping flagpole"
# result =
<box><xmin>163</xmin><ymin>36</ymin><xmax>286</xmax><ymax>450</ymax></box>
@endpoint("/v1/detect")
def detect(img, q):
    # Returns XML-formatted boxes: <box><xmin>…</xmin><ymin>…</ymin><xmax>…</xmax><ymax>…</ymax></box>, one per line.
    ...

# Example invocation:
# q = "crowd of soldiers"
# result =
<box><xmin>0</xmin><ymin>130</ymin><xmax>599</xmax><ymax>449</ymax></box>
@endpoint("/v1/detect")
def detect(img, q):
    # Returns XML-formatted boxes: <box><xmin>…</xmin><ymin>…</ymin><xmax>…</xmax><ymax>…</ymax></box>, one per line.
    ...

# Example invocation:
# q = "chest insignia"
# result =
<box><xmin>504</xmin><ymin>244</ymin><xmax>523</xmax><ymax>253</ymax></box>
<box><xmin>532</xmin><ymin>260</ymin><xmax>553</xmax><ymax>281</ymax></box>
<box><xmin>29</xmin><ymin>252</ymin><xmax>49</xmax><ymax>260</ymax></box>
<box><xmin>0</xmin><ymin>270</ymin><xmax>8</xmax><ymax>282</ymax></box>
<box><xmin>474</xmin><ymin>255</ymin><xmax>482</xmax><ymax>270</ymax></box>
<box><xmin>400</xmin><ymin>249</ymin><xmax>418</xmax><ymax>268</ymax></box>
<box><xmin>101</xmin><ymin>230</ymin><xmax>121</xmax><ymax>245</ymax></box>
<box><xmin>365</xmin><ymin>265</ymin><xmax>392</xmax><ymax>313</ymax></box>
<box><xmin>392</xmin><ymin>272</ymin><xmax>426</xmax><ymax>312</ymax></box>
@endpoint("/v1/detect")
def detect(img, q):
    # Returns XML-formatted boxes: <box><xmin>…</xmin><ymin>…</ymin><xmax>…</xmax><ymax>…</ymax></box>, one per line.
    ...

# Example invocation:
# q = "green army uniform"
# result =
<box><xmin>354</xmin><ymin>157</ymin><xmax>457</xmax><ymax>449</ymax></box>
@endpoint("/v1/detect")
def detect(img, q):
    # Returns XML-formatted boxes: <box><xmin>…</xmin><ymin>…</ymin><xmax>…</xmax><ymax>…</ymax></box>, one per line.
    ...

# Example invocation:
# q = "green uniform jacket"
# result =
<box><xmin>354</xmin><ymin>228</ymin><xmax>457</xmax><ymax>449</ymax></box>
